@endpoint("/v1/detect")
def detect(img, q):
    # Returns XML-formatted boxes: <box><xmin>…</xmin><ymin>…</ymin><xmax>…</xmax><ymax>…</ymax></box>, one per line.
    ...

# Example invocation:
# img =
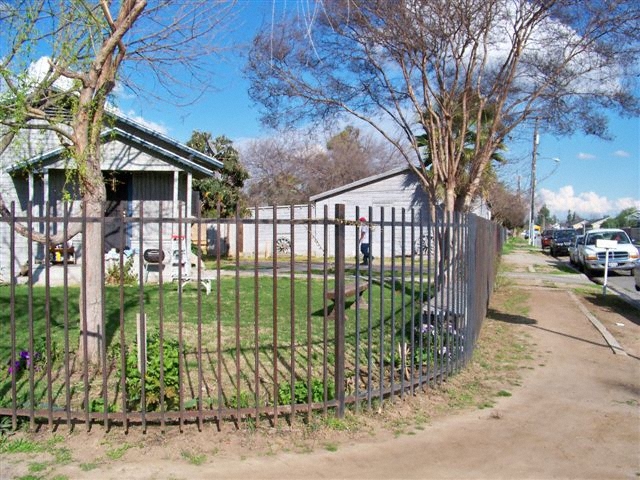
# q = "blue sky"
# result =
<box><xmin>116</xmin><ymin>2</ymin><xmax>639</xmax><ymax>222</ymax></box>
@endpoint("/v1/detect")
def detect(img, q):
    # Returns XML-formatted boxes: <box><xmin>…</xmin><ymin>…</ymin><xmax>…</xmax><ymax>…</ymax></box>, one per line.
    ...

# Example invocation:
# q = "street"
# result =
<box><xmin>551</xmin><ymin>252</ymin><xmax>640</xmax><ymax>301</ymax></box>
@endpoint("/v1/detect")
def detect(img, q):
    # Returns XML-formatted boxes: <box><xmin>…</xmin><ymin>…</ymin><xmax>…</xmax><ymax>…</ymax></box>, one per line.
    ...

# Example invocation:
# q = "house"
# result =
<box><xmin>572</xmin><ymin>216</ymin><xmax>610</xmax><ymax>232</ymax></box>
<box><xmin>239</xmin><ymin>166</ymin><xmax>490</xmax><ymax>259</ymax></box>
<box><xmin>0</xmin><ymin>110</ymin><xmax>223</xmax><ymax>276</ymax></box>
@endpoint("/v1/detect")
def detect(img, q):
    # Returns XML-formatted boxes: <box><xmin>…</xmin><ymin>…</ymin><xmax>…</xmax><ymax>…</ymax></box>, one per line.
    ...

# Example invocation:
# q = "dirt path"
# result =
<box><xmin>3</xmin><ymin>250</ymin><xmax>639</xmax><ymax>479</ymax></box>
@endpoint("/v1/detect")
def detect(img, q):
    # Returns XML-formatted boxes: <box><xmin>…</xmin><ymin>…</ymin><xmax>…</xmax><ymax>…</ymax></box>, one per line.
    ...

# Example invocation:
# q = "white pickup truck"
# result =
<box><xmin>577</xmin><ymin>228</ymin><xmax>639</xmax><ymax>277</ymax></box>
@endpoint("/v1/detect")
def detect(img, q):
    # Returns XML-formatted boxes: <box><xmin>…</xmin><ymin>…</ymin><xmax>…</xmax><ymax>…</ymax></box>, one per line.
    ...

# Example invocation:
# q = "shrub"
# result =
<box><xmin>278</xmin><ymin>378</ymin><xmax>335</xmax><ymax>405</ymax></box>
<box><xmin>105</xmin><ymin>256</ymin><xmax>137</xmax><ymax>285</ymax></box>
<box><xmin>118</xmin><ymin>334</ymin><xmax>181</xmax><ymax>412</ymax></box>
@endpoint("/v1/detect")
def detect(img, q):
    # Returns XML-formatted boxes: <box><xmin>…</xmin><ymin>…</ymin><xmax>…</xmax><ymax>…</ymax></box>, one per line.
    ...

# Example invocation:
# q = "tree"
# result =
<box><xmin>308</xmin><ymin>126</ymin><xmax>403</xmax><ymax>195</ymax></box>
<box><xmin>242</xmin><ymin>126</ymin><xmax>403</xmax><ymax>206</ymax></box>
<box><xmin>601</xmin><ymin>207</ymin><xmax>639</xmax><ymax>228</ymax></box>
<box><xmin>0</xmin><ymin>1</ymin><xmax>234</xmax><ymax>364</ymax></box>
<box><xmin>242</xmin><ymin>132</ymin><xmax>321</xmax><ymax>206</ymax></box>
<box><xmin>487</xmin><ymin>182</ymin><xmax>527</xmax><ymax>230</ymax></box>
<box><xmin>187</xmin><ymin>132</ymin><xmax>249</xmax><ymax>218</ymax></box>
<box><xmin>246</xmin><ymin>0</ymin><xmax>639</xmax><ymax>217</ymax></box>
<box><xmin>536</xmin><ymin>205</ymin><xmax>556</xmax><ymax>229</ymax></box>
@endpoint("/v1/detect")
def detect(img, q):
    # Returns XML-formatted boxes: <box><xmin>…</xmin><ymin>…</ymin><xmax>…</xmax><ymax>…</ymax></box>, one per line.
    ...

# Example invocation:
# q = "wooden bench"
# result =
<box><xmin>326</xmin><ymin>282</ymin><xmax>369</xmax><ymax>310</ymax></box>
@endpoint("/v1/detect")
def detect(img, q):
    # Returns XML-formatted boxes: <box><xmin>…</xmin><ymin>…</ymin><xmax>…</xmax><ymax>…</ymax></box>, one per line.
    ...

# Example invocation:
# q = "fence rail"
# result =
<box><xmin>0</xmin><ymin>201</ymin><xmax>503</xmax><ymax>432</ymax></box>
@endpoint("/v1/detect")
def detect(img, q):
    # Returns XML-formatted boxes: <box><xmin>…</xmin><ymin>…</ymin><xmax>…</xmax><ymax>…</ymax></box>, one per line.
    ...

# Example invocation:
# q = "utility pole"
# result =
<box><xmin>529</xmin><ymin>118</ymin><xmax>539</xmax><ymax>246</ymax></box>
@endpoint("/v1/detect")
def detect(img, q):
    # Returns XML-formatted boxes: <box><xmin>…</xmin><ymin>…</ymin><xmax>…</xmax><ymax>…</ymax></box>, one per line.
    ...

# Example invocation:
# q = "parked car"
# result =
<box><xmin>576</xmin><ymin>228</ymin><xmax>639</xmax><ymax>277</ymax></box>
<box><xmin>541</xmin><ymin>229</ymin><xmax>554</xmax><ymax>250</ymax></box>
<box><xmin>550</xmin><ymin>229</ymin><xmax>577</xmax><ymax>257</ymax></box>
<box><xmin>569</xmin><ymin>235</ymin><xmax>584</xmax><ymax>266</ymax></box>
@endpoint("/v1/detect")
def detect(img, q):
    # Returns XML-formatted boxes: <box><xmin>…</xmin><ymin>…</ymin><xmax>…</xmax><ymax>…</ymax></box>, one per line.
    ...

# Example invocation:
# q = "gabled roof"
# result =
<box><xmin>309</xmin><ymin>166</ymin><xmax>411</xmax><ymax>202</ymax></box>
<box><xmin>111</xmin><ymin>112</ymin><xmax>223</xmax><ymax>172</ymax></box>
<box><xmin>7</xmin><ymin>110</ymin><xmax>223</xmax><ymax>176</ymax></box>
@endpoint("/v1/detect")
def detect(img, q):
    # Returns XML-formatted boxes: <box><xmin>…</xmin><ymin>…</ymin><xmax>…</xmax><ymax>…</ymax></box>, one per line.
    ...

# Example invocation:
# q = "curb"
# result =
<box><xmin>502</xmin><ymin>252</ymin><xmax>632</xmax><ymax>357</ymax></box>
<box><xmin>566</xmin><ymin>290</ymin><xmax>628</xmax><ymax>356</ymax></box>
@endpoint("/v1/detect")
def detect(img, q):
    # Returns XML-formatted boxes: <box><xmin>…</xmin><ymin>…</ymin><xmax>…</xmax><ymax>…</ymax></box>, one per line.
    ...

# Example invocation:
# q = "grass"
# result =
<box><xmin>324</xmin><ymin>442</ymin><xmax>339</xmax><ymax>452</ymax></box>
<box><xmin>501</xmin><ymin>237</ymin><xmax>525</xmax><ymax>255</ymax></box>
<box><xmin>181</xmin><ymin>449</ymin><xmax>207</xmax><ymax>465</ymax></box>
<box><xmin>0</xmin><ymin>437</ymin><xmax>43</xmax><ymax>454</ymax></box>
<box><xmin>0</xmin><ymin>260</ymin><xmax>554</xmax><ymax>470</ymax></box>
<box><xmin>105</xmin><ymin>443</ymin><xmax>131</xmax><ymax>460</ymax></box>
<box><xmin>0</xmin><ymin>272</ymin><xmax>429</xmax><ymax>415</ymax></box>
<box><xmin>0</xmin><ymin>275</ymin><xmax>426</xmax><ymax>358</ymax></box>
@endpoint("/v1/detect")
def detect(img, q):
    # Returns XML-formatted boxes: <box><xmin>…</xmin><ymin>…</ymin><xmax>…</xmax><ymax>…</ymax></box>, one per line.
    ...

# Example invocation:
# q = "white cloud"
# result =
<box><xmin>107</xmin><ymin>104</ymin><xmax>170</xmax><ymax>135</ymax></box>
<box><xmin>112</xmin><ymin>82</ymin><xmax>136</xmax><ymax>101</ymax></box>
<box><xmin>123</xmin><ymin>111</ymin><xmax>169</xmax><ymax>135</ymax></box>
<box><xmin>538</xmin><ymin>185</ymin><xmax>640</xmax><ymax>218</ymax></box>
<box><xmin>613</xmin><ymin>150</ymin><xmax>630</xmax><ymax>158</ymax></box>
<box><xmin>577</xmin><ymin>152</ymin><xmax>596</xmax><ymax>160</ymax></box>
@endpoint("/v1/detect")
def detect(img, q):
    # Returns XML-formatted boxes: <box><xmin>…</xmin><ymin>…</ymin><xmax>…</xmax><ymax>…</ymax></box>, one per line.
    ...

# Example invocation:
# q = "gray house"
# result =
<box><xmin>0</xmin><ymin>111</ymin><xmax>222</xmax><ymax>276</ymax></box>
<box><xmin>310</xmin><ymin>166</ymin><xmax>432</xmax><ymax>259</ymax></box>
<box><xmin>239</xmin><ymin>166</ymin><xmax>490</xmax><ymax>259</ymax></box>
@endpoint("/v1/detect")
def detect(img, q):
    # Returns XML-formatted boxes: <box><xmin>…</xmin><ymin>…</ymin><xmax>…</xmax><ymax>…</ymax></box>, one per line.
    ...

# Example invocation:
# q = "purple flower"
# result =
<box><xmin>7</xmin><ymin>350</ymin><xmax>43</xmax><ymax>375</ymax></box>
<box><xmin>7</xmin><ymin>360</ymin><xmax>22</xmax><ymax>375</ymax></box>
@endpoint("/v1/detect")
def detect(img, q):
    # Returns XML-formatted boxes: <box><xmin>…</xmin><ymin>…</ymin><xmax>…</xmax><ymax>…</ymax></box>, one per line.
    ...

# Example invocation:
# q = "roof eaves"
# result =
<box><xmin>111</xmin><ymin>112</ymin><xmax>223</xmax><ymax>170</ymax></box>
<box><xmin>310</xmin><ymin>166</ymin><xmax>410</xmax><ymax>202</ymax></box>
<box><xmin>7</xmin><ymin>128</ymin><xmax>216</xmax><ymax>176</ymax></box>
<box><xmin>109</xmin><ymin>128</ymin><xmax>215</xmax><ymax>176</ymax></box>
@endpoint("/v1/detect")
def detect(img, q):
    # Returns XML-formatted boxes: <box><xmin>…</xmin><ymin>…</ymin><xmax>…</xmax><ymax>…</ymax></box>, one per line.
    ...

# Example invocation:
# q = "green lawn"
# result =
<box><xmin>0</xmin><ymin>275</ymin><xmax>429</xmax><ymax>412</ymax></box>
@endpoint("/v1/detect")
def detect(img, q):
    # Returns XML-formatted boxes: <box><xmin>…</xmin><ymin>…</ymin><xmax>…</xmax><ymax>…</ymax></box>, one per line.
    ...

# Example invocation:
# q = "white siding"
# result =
<box><xmin>313</xmin><ymin>170</ymin><xmax>431</xmax><ymax>259</ymax></box>
<box><xmin>235</xmin><ymin>170</ymin><xmax>434</xmax><ymax>260</ymax></box>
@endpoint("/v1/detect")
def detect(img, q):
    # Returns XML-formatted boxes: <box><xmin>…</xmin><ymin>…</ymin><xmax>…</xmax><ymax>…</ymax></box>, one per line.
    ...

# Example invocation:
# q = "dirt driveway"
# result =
<box><xmin>3</xmin><ymin>249</ymin><xmax>639</xmax><ymax>479</ymax></box>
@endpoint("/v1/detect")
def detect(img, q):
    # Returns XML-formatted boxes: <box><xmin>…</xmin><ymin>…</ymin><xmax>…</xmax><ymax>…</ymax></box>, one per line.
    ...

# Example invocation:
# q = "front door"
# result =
<box><xmin>104</xmin><ymin>171</ymin><xmax>132</xmax><ymax>252</ymax></box>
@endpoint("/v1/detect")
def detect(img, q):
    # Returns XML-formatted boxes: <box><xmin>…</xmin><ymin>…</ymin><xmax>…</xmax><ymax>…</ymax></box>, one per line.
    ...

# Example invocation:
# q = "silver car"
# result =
<box><xmin>569</xmin><ymin>235</ymin><xmax>583</xmax><ymax>266</ymax></box>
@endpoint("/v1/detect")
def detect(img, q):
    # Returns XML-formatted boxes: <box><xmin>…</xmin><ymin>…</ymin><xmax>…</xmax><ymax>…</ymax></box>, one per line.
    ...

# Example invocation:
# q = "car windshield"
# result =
<box><xmin>554</xmin><ymin>230</ymin><xmax>575</xmax><ymax>240</ymax></box>
<box><xmin>587</xmin><ymin>231</ymin><xmax>631</xmax><ymax>245</ymax></box>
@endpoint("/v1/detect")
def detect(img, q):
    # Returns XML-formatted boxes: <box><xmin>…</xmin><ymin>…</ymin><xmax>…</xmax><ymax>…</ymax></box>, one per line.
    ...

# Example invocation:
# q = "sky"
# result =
<box><xmin>115</xmin><ymin>1</ymin><xmax>640</xmax><ymax>223</ymax></box>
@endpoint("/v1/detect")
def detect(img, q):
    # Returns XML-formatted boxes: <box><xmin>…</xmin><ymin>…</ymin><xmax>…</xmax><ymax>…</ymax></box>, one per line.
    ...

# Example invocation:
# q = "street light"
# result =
<box><xmin>528</xmin><ymin>119</ymin><xmax>560</xmax><ymax>246</ymax></box>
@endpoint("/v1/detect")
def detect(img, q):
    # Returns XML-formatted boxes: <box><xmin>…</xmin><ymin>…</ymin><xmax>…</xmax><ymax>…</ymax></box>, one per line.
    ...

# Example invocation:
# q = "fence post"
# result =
<box><xmin>334</xmin><ymin>204</ymin><xmax>346</xmax><ymax>418</ymax></box>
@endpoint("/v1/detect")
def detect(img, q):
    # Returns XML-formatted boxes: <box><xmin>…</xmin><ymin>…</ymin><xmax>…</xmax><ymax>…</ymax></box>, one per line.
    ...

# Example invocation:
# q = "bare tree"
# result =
<box><xmin>0</xmin><ymin>0</ymin><xmax>235</xmax><ymax>364</ymax></box>
<box><xmin>241</xmin><ymin>126</ymin><xmax>404</xmax><ymax>205</ymax></box>
<box><xmin>242</xmin><ymin>133</ymin><xmax>320</xmax><ymax>205</ymax></box>
<box><xmin>309</xmin><ymin>125</ymin><xmax>403</xmax><ymax>194</ymax></box>
<box><xmin>487</xmin><ymin>182</ymin><xmax>528</xmax><ymax>230</ymax></box>
<box><xmin>246</xmin><ymin>0</ymin><xmax>639</xmax><ymax>217</ymax></box>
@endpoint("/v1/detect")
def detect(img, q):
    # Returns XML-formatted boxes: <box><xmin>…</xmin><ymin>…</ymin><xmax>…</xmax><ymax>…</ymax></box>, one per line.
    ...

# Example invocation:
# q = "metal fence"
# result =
<box><xmin>0</xmin><ymin>201</ymin><xmax>503</xmax><ymax>432</ymax></box>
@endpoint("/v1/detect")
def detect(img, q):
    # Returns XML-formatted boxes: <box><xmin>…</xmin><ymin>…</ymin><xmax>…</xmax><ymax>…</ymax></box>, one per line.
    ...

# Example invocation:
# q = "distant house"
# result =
<box><xmin>311</xmin><ymin>166</ymin><xmax>490</xmax><ymax>258</ymax></box>
<box><xmin>240</xmin><ymin>166</ymin><xmax>490</xmax><ymax>259</ymax></box>
<box><xmin>0</xmin><ymin>111</ymin><xmax>222</xmax><ymax>273</ymax></box>
<box><xmin>572</xmin><ymin>216</ymin><xmax>610</xmax><ymax>232</ymax></box>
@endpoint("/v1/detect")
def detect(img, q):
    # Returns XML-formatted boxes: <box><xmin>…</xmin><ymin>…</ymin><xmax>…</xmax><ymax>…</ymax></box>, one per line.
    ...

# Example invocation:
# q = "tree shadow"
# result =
<box><xmin>579</xmin><ymin>293</ymin><xmax>640</xmax><ymax>328</ymax></box>
<box><xmin>487</xmin><ymin>308</ymin><xmax>537</xmax><ymax>325</ymax></box>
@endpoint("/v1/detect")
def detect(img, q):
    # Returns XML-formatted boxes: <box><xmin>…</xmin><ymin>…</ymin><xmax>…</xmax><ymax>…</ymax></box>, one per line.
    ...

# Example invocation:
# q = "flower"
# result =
<box><xmin>7</xmin><ymin>360</ymin><xmax>21</xmax><ymax>375</ymax></box>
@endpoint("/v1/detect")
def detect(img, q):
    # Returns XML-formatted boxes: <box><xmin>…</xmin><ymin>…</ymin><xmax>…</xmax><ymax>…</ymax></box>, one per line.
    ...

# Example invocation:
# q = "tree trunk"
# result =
<box><xmin>79</xmin><ymin>200</ymin><xmax>104</xmax><ymax>366</ymax></box>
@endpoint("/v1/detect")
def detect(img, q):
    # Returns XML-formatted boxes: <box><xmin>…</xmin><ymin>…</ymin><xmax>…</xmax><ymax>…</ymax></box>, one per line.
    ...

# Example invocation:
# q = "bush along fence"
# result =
<box><xmin>0</xmin><ymin>201</ymin><xmax>504</xmax><ymax>432</ymax></box>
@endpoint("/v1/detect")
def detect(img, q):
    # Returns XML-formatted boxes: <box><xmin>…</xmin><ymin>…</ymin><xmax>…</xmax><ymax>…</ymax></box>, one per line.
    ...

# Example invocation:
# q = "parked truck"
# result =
<box><xmin>576</xmin><ymin>228</ymin><xmax>639</xmax><ymax>277</ymax></box>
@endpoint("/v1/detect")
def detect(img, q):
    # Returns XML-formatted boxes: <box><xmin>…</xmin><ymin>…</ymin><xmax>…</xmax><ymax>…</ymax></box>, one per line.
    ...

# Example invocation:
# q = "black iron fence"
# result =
<box><xmin>0</xmin><ymin>201</ymin><xmax>503</xmax><ymax>432</ymax></box>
